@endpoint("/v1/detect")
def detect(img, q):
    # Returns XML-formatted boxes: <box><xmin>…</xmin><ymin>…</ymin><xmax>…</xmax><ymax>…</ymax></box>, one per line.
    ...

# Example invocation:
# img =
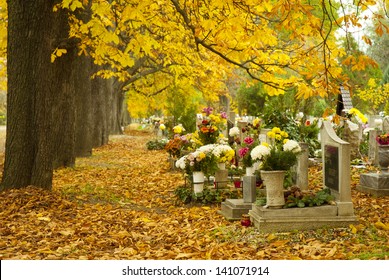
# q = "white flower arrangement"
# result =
<box><xmin>175</xmin><ymin>155</ymin><xmax>187</xmax><ymax>169</ymax></box>
<box><xmin>250</xmin><ymin>144</ymin><xmax>271</xmax><ymax>161</ymax></box>
<box><xmin>212</xmin><ymin>144</ymin><xmax>235</xmax><ymax>163</ymax></box>
<box><xmin>229</xmin><ymin>126</ymin><xmax>240</xmax><ymax>137</ymax></box>
<box><xmin>283</xmin><ymin>139</ymin><xmax>301</xmax><ymax>153</ymax></box>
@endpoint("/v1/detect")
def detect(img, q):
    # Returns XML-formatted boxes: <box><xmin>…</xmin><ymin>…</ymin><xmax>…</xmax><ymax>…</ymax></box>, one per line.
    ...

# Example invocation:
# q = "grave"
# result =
<box><xmin>219</xmin><ymin>175</ymin><xmax>261</xmax><ymax>220</ymax></box>
<box><xmin>358</xmin><ymin>116</ymin><xmax>389</xmax><ymax>196</ymax></box>
<box><xmin>248</xmin><ymin>121</ymin><xmax>358</xmax><ymax>232</ymax></box>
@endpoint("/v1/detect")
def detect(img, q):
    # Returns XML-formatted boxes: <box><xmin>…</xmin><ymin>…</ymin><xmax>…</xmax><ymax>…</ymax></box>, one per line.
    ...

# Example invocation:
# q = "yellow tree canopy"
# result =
<box><xmin>56</xmin><ymin>0</ymin><xmax>387</xmax><ymax>102</ymax></box>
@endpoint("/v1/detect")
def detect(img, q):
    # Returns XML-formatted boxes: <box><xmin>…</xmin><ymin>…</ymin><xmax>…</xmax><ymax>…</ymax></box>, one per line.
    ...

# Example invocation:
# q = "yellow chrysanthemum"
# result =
<box><xmin>280</xmin><ymin>131</ymin><xmax>288</xmax><ymax>138</ymax></box>
<box><xmin>272</xmin><ymin>127</ymin><xmax>281</xmax><ymax>134</ymax></box>
<box><xmin>253</xmin><ymin>118</ymin><xmax>261</xmax><ymax>127</ymax></box>
<box><xmin>267</xmin><ymin>131</ymin><xmax>276</xmax><ymax>138</ymax></box>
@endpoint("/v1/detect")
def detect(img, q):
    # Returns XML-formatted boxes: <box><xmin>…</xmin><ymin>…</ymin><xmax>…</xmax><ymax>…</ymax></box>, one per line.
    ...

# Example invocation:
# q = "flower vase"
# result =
<box><xmin>260</xmin><ymin>170</ymin><xmax>286</xmax><ymax>208</ymax></box>
<box><xmin>246</xmin><ymin>166</ymin><xmax>255</xmax><ymax>176</ymax></box>
<box><xmin>217</xmin><ymin>162</ymin><xmax>226</xmax><ymax>170</ymax></box>
<box><xmin>192</xmin><ymin>171</ymin><xmax>205</xmax><ymax>194</ymax></box>
<box><xmin>378</xmin><ymin>145</ymin><xmax>389</xmax><ymax>172</ymax></box>
<box><xmin>233</xmin><ymin>177</ymin><xmax>242</xmax><ymax>188</ymax></box>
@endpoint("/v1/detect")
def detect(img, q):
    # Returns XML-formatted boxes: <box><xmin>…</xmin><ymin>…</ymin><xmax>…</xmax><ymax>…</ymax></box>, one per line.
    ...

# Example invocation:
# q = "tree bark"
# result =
<box><xmin>1</xmin><ymin>0</ymin><xmax>73</xmax><ymax>190</ymax></box>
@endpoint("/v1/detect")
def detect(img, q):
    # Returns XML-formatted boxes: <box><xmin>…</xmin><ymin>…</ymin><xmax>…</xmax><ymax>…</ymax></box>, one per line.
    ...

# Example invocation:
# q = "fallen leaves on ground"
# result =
<box><xmin>0</xmin><ymin>133</ymin><xmax>388</xmax><ymax>260</ymax></box>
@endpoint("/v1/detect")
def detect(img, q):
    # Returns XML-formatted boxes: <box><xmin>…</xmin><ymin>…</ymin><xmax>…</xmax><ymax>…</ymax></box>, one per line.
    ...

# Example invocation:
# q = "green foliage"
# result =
<box><xmin>174</xmin><ymin>185</ymin><xmax>240</xmax><ymax>205</ymax></box>
<box><xmin>284</xmin><ymin>188</ymin><xmax>334</xmax><ymax>208</ymax></box>
<box><xmin>261</xmin><ymin>109</ymin><xmax>320</xmax><ymax>157</ymax></box>
<box><xmin>146</xmin><ymin>139</ymin><xmax>167</xmax><ymax>150</ymax></box>
<box><xmin>164</xmin><ymin>88</ymin><xmax>201</xmax><ymax>134</ymax></box>
<box><xmin>236</xmin><ymin>82</ymin><xmax>266</xmax><ymax>116</ymax></box>
<box><xmin>261</xmin><ymin>149</ymin><xmax>298</xmax><ymax>171</ymax></box>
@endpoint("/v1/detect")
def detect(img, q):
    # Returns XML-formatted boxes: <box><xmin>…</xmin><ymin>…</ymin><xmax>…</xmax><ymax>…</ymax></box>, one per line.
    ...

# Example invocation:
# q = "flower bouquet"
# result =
<box><xmin>212</xmin><ymin>144</ymin><xmax>235</xmax><ymax>164</ymax></box>
<box><xmin>175</xmin><ymin>144</ymin><xmax>218</xmax><ymax>177</ymax></box>
<box><xmin>196</xmin><ymin>107</ymin><xmax>227</xmax><ymax>145</ymax></box>
<box><xmin>238</xmin><ymin>136</ymin><xmax>259</xmax><ymax>168</ymax></box>
<box><xmin>251</xmin><ymin>127</ymin><xmax>301</xmax><ymax>171</ymax></box>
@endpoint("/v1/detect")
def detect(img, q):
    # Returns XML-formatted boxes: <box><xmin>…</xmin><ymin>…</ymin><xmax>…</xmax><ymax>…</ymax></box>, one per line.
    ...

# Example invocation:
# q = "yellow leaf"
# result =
<box><xmin>374</xmin><ymin>221</ymin><xmax>389</xmax><ymax>231</ymax></box>
<box><xmin>59</xmin><ymin>230</ymin><xmax>75</xmax><ymax>236</ymax></box>
<box><xmin>349</xmin><ymin>224</ymin><xmax>358</xmax><ymax>234</ymax></box>
<box><xmin>267</xmin><ymin>233</ymin><xmax>277</xmax><ymax>241</ymax></box>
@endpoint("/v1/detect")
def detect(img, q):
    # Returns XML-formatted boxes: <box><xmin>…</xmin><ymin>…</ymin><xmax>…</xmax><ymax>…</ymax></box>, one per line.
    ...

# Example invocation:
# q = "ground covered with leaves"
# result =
<box><xmin>0</xmin><ymin>132</ymin><xmax>388</xmax><ymax>260</ymax></box>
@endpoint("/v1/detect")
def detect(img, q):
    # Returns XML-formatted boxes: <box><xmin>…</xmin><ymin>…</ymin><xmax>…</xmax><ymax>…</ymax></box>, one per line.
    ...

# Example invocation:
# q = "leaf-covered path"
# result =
<box><xmin>0</xmin><ymin>132</ymin><xmax>388</xmax><ymax>260</ymax></box>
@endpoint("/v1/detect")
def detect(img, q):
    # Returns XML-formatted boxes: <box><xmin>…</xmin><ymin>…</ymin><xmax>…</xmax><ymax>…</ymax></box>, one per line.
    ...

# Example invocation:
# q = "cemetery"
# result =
<box><xmin>1</xmin><ymin>0</ymin><xmax>389</xmax><ymax>264</ymax></box>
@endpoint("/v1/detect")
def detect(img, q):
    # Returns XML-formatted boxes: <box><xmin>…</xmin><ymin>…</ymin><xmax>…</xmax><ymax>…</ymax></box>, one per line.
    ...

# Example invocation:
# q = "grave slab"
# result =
<box><xmin>219</xmin><ymin>175</ymin><xmax>257</xmax><ymax>220</ymax></box>
<box><xmin>249</xmin><ymin>203</ymin><xmax>358</xmax><ymax>232</ymax></box>
<box><xmin>219</xmin><ymin>199</ymin><xmax>254</xmax><ymax>221</ymax></box>
<box><xmin>358</xmin><ymin>173</ymin><xmax>389</xmax><ymax>197</ymax></box>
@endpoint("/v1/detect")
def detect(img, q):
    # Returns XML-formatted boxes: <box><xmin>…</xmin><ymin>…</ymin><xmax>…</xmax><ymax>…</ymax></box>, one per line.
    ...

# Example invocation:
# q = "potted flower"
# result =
<box><xmin>250</xmin><ymin>127</ymin><xmax>301</xmax><ymax>208</ymax></box>
<box><xmin>175</xmin><ymin>144</ymin><xmax>218</xmax><ymax>193</ymax></box>
<box><xmin>376</xmin><ymin>132</ymin><xmax>389</xmax><ymax>172</ymax></box>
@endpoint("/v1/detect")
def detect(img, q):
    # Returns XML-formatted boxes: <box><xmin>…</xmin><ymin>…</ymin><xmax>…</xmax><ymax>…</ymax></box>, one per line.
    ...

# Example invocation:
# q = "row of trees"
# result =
<box><xmin>1</xmin><ymin>0</ymin><xmax>388</xmax><ymax>190</ymax></box>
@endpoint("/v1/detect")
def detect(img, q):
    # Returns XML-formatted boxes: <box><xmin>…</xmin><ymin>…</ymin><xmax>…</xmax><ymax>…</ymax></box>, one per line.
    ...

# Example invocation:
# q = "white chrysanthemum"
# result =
<box><xmin>212</xmin><ymin>144</ymin><xmax>232</xmax><ymax>157</ymax></box>
<box><xmin>175</xmin><ymin>155</ymin><xmax>187</xmax><ymax>169</ymax></box>
<box><xmin>229</xmin><ymin>127</ymin><xmax>240</xmax><ymax>137</ymax></box>
<box><xmin>283</xmin><ymin>140</ymin><xmax>301</xmax><ymax>153</ymax></box>
<box><xmin>251</xmin><ymin>145</ymin><xmax>271</xmax><ymax>161</ymax></box>
<box><xmin>198</xmin><ymin>144</ymin><xmax>216</xmax><ymax>154</ymax></box>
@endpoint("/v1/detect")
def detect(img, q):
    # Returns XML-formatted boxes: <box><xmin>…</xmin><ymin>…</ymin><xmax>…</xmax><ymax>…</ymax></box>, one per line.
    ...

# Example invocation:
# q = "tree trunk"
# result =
<box><xmin>74</xmin><ymin>55</ymin><xmax>94</xmax><ymax>157</ymax></box>
<box><xmin>1</xmin><ymin>1</ymin><xmax>73</xmax><ymax>190</ymax></box>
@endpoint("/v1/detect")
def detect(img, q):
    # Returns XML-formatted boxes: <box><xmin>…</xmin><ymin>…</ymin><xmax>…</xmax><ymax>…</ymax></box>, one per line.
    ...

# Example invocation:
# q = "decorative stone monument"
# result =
<box><xmin>219</xmin><ymin>175</ymin><xmax>259</xmax><ymax>220</ymax></box>
<box><xmin>249</xmin><ymin>121</ymin><xmax>358</xmax><ymax>232</ymax></box>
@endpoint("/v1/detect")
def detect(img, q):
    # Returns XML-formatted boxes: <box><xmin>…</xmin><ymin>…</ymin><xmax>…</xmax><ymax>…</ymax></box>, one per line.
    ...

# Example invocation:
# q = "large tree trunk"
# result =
<box><xmin>1</xmin><ymin>1</ymin><xmax>73</xmax><ymax>190</ymax></box>
<box><xmin>74</xmin><ymin>55</ymin><xmax>94</xmax><ymax>157</ymax></box>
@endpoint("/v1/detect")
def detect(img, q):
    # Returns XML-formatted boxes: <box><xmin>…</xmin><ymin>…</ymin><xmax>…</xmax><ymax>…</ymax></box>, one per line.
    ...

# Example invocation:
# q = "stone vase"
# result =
<box><xmin>378</xmin><ymin>145</ymin><xmax>389</xmax><ymax>172</ymax></box>
<box><xmin>192</xmin><ymin>171</ymin><xmax>205</xmax><ymax>193</ymax></box>
<box><xmin>217</xmin><ymin>162</ymin><xmax>226</xmax><ymax>170</ymax></box>
<box><xmin>260</xmin><ymin>170</ymin><xmax>286</xmax><ymax>208</ymax></box>
<box><xmin>246</xmin><ymin>166</ymin><xmax>255</xmax><ymax>176</ymax></box>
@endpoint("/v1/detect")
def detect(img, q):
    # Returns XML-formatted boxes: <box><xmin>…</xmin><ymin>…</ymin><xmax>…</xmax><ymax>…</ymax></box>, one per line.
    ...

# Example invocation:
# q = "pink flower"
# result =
<box><xmin>239</xmin><ymin>147</ymin><xmax>249</xmax><ymax>157</ymax></box>
<box><xmin>202</xmin><ymin>107</ymin><xmax>213</xmax><ymax>115</ymax></box>
<box><xmin>220</xmin><ymin>112</ymin><xmax>227</xmax><ymax>119</ymax></box>
<box><xmin>243</xmin><ymin>137</ymin><xmax>254</xmax><ymax>146</ymax></box>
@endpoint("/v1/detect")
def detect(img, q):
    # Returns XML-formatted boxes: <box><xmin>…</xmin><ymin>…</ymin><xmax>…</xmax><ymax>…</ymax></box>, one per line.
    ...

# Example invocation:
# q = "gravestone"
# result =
<box><xmin>296</xmin><ymin>142</ymin><xmax>309</xmax><ymax>190</ymax></box>
<box><xmin>383</xmin><ymin>117</ymin><xmax>389</xmax><ymax>133</ymax></box>
<box><xmin>249</xmin><ymin>121</ymin><xmax>358</xmax><ymax>232</ymax></box>
<box><xmin>336</xmin><ymin>85</ymin><xmax>353</xmax><ymax>116</ymax></box>
<box><xmin>219</xmin><ymin>175</ymin><xmax>262</xmax><ymax>220</ymax></box>
<box><xmin>368</xmin><ymin>129</ymin><xmax>381</xmax><ymax>166</ymax></box>
<box><xmin>237</xmin><ymin>120</ymin><xmax>248</xmax><ymax>143</ymax></box>
<box><xmin>214</xmin><ymin>169</ymin><xmax>228</xmax><ymax>188</ymax></box>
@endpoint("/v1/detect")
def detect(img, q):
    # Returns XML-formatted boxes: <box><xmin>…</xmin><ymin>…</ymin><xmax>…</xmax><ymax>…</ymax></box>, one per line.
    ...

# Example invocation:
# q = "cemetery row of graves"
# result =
<box><xmin>147</xmin><ymin>105</ymin><xmax>389</xmax><ymax>231</ymax></box>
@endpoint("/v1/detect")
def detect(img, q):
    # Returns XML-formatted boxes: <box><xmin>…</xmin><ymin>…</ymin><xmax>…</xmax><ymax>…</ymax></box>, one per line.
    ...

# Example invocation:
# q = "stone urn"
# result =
<box><xmin>260</xmin><ymin>170</ymin><xmax>286</xmax><ymax>208</ymax></box>
<box><xmin>378</xmin><ymin>145</ymin><xmax>389</xmax><ymax>172</ymax></box>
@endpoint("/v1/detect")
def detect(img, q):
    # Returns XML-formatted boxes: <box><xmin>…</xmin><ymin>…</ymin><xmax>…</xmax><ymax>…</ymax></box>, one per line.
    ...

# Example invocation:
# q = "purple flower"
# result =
<box><xmin>220</xmin><ymin>112</ymin><xmax>227</xmax><ymax>119</ymax></box>
<box><xmin>202</xmin><ymin>107</ymin><xmax>213</xmax><ymax>115</ymax></box>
